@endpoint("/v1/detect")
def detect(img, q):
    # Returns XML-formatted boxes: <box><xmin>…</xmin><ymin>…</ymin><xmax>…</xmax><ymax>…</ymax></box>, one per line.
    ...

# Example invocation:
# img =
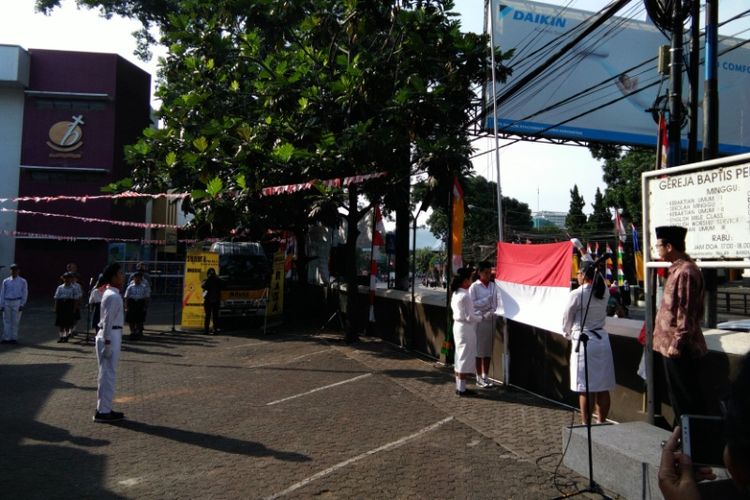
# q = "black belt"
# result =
<box><xmin>5</xmin><ymin>297</ymin><xmax>22</xmax><ymax>301</ymax></box>
<box><xmin>112</xmin><ymin>326</ymin><xmax>123</xmax><ymax>330</ymax></box>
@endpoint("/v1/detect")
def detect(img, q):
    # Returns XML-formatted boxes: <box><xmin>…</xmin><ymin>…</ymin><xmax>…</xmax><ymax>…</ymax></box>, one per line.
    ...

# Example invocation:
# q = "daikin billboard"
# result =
<box><xmin>487</xmin><ymin>0</ymin><xmax>750</xmax><ymax>154</ymax></box>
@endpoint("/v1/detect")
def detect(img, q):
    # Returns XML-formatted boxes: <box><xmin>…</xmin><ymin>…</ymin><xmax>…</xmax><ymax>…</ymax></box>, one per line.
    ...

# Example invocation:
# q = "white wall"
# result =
<box><xmin>0</xmin><ymin>46</ymin><xmax>29</xmax><ymax>268</ymax></box>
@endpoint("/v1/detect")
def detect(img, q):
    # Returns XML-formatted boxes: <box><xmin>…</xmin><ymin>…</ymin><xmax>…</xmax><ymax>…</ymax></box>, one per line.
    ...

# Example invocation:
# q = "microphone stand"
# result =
<box><xmin>555</xmin><ymin>268</ymin><xmax>611</xmax><ymax>500</ymax></box>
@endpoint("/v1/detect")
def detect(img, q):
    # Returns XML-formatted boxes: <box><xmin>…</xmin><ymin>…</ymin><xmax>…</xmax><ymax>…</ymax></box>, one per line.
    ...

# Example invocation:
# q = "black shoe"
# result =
<box><xmin>62</xmin><ymin>336</ymin><xmax>69</xmax><ymax>343</ymax></box>
<box><xmin>9</xmin><ymin>340</ymin><xmax>17</xmax><ymax>344</ymax></box>
<box><xmin>57</xmin><ymin>338</ymin><xmax>65</xmax><ymax>343</ymax></box>
<box><xmin>455</xmin><ymin>389</ymin><xmax>476</xmax><ymax>397</ymax></box>
<box><xmin>93</xmin><ymin>411</ymin><xmax>124</xmax><ymax>423</ymax></box>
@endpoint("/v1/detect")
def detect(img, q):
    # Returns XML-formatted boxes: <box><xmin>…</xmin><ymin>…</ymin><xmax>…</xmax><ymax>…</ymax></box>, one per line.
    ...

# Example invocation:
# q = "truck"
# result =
<box><xmin>210</xmin><ymin>241</ymin><xmax>271</xmax><ymax>323</ymax></box>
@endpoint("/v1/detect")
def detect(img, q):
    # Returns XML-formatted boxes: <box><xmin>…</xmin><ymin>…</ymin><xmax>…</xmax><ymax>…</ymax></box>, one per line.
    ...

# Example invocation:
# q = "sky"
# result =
<box><xmin>1</xmin><ymin>0</ymin><xmax>748</xmax><ymax>224</ymax></box>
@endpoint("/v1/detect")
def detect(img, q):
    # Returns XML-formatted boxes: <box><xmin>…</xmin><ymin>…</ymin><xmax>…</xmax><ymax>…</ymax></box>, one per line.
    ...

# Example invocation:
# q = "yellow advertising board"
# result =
<box><xmin>266</xmin><ymin>250</ymin><xmax>285</xmax><ymax>317</ymax></box>
<box><xmin>180</xmin><ymin>251</ymin><xmax>219</xmax><ymax>330</ymax></box>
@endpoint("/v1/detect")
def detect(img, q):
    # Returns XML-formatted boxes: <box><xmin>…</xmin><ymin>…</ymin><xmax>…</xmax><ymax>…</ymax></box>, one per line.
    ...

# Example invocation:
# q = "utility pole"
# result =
<box><xmin>686</xmin><ymin>0</ymin><xmax>700</xmax><ymax>163</ymax></box>
<box><xmin>703</xmin><ymin>0</ymin><xmax>719</xmax><ymax>328</ymax></box>
<box><xmin>667</xmin><ymin>0</ymin><xmax>683</xmax><ymax>168</ymax></box>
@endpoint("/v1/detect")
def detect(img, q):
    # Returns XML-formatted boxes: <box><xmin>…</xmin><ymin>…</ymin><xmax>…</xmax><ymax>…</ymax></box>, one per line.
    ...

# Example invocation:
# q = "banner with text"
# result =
<box><xmin>180</xmin><ymin>251</ymin><xmax>219</xmax><ymax>330</ymax></box>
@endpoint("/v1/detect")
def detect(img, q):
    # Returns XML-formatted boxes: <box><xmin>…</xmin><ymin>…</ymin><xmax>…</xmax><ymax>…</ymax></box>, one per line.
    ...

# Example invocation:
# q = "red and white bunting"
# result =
<box><xmin>261</xmin><ymin>171</ymin><xmax>387</xmax><ymax>197</ymax></box>
<box><xmin>3</xmin><ymin>230</ymin><xmax>212</xmax><ymax>244</ymax></box>
<box><xmin>0</xmin><ymin>191</ymin><xmax>189</xmax><ymax>204</ymax></box>
<box><xmin>2</xmin><ymin>208</ymin><xmax>181</xmax><ymax>229</ymax></box>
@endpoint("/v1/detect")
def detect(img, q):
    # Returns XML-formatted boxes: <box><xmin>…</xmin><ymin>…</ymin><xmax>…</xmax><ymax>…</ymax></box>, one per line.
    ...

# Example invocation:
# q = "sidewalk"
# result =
<box><xmin>0</xmin><ymin>300</ymin><xmax>611</xmax><ymax>499</ymax></box>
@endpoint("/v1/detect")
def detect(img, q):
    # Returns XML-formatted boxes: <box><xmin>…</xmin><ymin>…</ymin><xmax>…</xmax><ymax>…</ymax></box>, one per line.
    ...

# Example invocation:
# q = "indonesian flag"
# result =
<box><xmin>495</xmin><ymin>241</ymin><xmax>572</xmax><ymax>335</ymax></box>
<box><xmin>658</xmin><ymin>113</ymin><xmax>669</xmax><ymax>169</ymax></box>
<box><xmin>451</xmin><ymin>177</ymin><xmax>464</xmax><ymax>273</ymax></box>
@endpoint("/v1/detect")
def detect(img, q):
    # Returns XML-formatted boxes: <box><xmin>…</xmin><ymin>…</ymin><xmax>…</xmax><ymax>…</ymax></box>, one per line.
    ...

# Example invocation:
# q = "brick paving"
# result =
<box><xmin>0</xmin><ymin>300</ymin><xmax>614</xmax><ymax>499</ymax></box>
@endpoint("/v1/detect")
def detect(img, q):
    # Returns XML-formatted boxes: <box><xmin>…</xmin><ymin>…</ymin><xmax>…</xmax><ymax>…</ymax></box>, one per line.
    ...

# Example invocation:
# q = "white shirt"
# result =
<box><xmin>0</xmin><ymin>276</ymin><xmax>28</xmax><ymax>307</ymax></box>
<box><xmin>89</xmin><ymin>286</ymin><xmax>104</xmax><ymax>305</ymax></box>
<box><xmin>124</xmin><ymin>281</ymin><xmax>150</xmax><ymax>300</ymax></box>
<box><xmin>54</xmin><ymin>284</ymin><xmax>82</xmax><ymax>300</ymax></box>
<box><xmin>451</xmin><ymin>288</ymin><xmax>483</xmax><ymax>324</ymax></box>
<box><xmin>469</xmin><ymin>279</ymin><xmax>497</xmax><ymax>315</ymax></box>
<box><xmin>562</xmin><ymin>284</ymin><xmax>610</xmax><ymax>339</ymax></box>
<box><xmin>98</xmin><ymin>286</ymin><xmax>124</xmax><ymax>340</ymax></box>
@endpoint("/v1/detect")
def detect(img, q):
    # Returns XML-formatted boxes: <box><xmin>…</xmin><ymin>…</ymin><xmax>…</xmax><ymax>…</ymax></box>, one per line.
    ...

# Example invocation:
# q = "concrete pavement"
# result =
<box><xmin>0</xmin><ymin>300</ymin><xmax>612</xmax><ymax>499</ymax></box>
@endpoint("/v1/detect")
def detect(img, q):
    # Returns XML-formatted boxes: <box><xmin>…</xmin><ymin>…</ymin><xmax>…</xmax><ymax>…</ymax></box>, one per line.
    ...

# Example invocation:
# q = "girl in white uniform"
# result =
<box><xmin>450</xmin><ymin>268</ymin><xmax>487</xmax><ymax>396</ymax></box>
<box><xmin>562</xmin><ymin>260</ymin><xmax>615</xmax><ymax>424</ymax></box>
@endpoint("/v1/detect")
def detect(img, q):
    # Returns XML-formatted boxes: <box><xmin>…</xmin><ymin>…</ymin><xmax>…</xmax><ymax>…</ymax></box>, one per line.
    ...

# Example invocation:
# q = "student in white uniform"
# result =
<box><xmin>94</xmin><ymin>263</ymin><xmax>126</xmax><ymax>423</ymax></box>
<box><xmin>469</xmin><ymin>261</ymin><xmax>497</xmax><ymax>388</ymax></box>
<box><xmin>124</xmin><ymin>272</ymin><xmax>150</xmax><ymax>339</ymax></box>
<box><xmin>54</xmin><ymin>272</ymin><xmax>81</xmax><ymax>343</ymax></box>
<box><xmin>562</xmin><ymin>260</ymin><xmax>615</xmax><ymax>424</ymax></box>
<box><xmin>450</xmin><ymin>267</ymin><xmax>489</xmax><ymax>397</ymax></box>
<box><xmin>0</xmin><ymin>264</ymin><xmax>28</xmax><ymax>344</ymax></box>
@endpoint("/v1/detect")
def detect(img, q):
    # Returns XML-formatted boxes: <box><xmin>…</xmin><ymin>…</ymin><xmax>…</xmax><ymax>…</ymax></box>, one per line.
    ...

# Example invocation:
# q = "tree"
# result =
<box><xmin>586</xmin><ymin>187</ymin><xmax>612</xmax><ymax>240</ymax></box>
<box><xmin>421</xmin><ymin>175</ymin><xmax>532</xmax><ymax>252</ymax></box>
<box><xmin>589</xmin><ymin>144</ymin><xmax>655</xmax><ymax>224</ymax></box>
<box><xmin>41</xmin><ymin>0</ymin><xmax>505</xmax><ymax>342</ymax></box>
<box><xmin>565</xmin><ymin>184</ymin><xmax>586</xmax><ymax>237</ymax></box>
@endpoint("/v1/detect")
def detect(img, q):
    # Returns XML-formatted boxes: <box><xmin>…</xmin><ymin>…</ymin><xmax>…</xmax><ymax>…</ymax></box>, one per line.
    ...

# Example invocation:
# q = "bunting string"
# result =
<box><xmin>261</xmin><ymin>171</ymin><xmax>387</xmax><ymax>196</ymax></box>
<box><xmin>1</xmin><ymin>208</ymin><xmax>181</xmax><ymax>229</ymax></box>
<box><xmin>5</xmin><ymin>230</ymin><xmax>213</xmax><ymax>244</ymax></box>
<box><xmin>0</xmin><ymin>191</ymin><xmax>189</xmax><ymax>204</ymax></box>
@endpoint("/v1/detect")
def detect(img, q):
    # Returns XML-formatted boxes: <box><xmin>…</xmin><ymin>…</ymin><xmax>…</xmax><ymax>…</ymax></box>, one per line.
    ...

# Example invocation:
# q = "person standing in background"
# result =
<box><xmin>124</xmin><ymin>272</ymin><xmax>150</xmax><ymax>340</ymax></box>
<box><xmin>67</xmin><ymin>263</ymin><xmax>84</xmax><ymax>336</ymax></box>
<box><xmin>54</xmin><ymin>272</ymin><xmax>81</xmax><ymax>343</ymax></box>
<box><xmin>201</xmin><ymin>268</ymin><xmax>222</xmax><ymax>335</ymax></box>
<box><xmin>469</xmin><ymin>261</ymin><xmax>497</xmax><ymax>388</ymax></box>
<box><xmin>0</xmin><ymin>264</ymin><xmax>28</xmax><ymax>345</ymax></box>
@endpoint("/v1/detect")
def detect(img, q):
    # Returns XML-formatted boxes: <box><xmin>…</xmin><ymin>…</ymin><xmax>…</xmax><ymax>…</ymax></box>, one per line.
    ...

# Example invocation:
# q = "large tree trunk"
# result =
<box><xmin>292</xmin><ymin>226</ymin><xmax>308</xmax><ymax>284</ymax></box>
<box><xmin>344</xmin><ymin>185</ymin><xmax>360</xmax><ymax>343</ymax></box>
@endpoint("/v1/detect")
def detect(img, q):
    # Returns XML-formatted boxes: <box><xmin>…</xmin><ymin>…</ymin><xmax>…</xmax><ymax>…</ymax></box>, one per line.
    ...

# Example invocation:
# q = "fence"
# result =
<box><xmin>121</xmin><ymin>260</ymin><xmax>184</xmax><ymax>297</ymax></box>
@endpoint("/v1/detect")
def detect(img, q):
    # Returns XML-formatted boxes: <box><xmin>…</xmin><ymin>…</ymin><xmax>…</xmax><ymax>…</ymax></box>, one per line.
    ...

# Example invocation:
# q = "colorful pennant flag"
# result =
<box><xmin>605</xmin><ymin>243</ymin><xmax>614</xmax><ymax>285</ymax></box>
<box><xmin>632</xmin><ymin>224</ymin><xmax>644</xmax><ymax>283</ymax></box>
<box><xmin>617</xmin><ymin>241</ymin><xmax>625</xmax><ymax>286</ymax></box>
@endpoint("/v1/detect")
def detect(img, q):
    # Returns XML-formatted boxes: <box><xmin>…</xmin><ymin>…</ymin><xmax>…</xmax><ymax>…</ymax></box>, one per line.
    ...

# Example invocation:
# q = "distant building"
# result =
<box><xmin>532</xmin><ymin>210</ymin><xmax>567</xmax><ymax>229</ymax></box>
<box><xmin>0</xmin><ymin>46</ymin><xmax>157</xmax><ymax>295</ymax></box>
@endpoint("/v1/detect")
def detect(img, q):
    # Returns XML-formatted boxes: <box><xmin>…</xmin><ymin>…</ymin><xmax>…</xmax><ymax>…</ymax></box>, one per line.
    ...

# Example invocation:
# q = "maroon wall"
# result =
<box><xmin>15</xmin><ymin>49</ymin><xmax>151</xmax><ymax>297</ymax></box>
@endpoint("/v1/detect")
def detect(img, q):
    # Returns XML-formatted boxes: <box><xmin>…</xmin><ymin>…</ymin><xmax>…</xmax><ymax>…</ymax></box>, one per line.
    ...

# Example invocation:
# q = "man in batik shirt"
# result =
<box><xmin>652</xmin><ymin>225</ymin><xmax>706</xmax><ymax>423</ymax></box>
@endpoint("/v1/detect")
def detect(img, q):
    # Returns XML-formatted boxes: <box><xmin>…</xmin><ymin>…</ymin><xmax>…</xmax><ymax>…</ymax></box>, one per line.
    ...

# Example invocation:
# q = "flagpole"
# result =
<box><xmin>487</xmin><ymin>0</ymin><xmax>509</xmax><ymax>388</ymax></box>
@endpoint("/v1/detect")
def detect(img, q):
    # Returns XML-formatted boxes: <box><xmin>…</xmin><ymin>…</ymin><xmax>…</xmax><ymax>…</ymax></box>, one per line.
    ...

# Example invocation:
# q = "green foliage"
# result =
<box><xmin>586</xmin><ymin>187</ymin><xmax>612</xmax><ymax>240</ymax></box>
<box><xmin>599</xmin><ymin>148</ymin><xmax>654</xmax><ymax>224</ymax></box>
<box><xmin>565</xmin><ymin>184</ymin><xmax>586</xmax><ymax>236</ymax></box>
<box><xmin>47</xmin><ymin>0</ymin><xmax>502</xmax><ymax>243</ymax></box>
<box><xmin>422</xmin><ymin>175</ymin><xmax>532</xmax><ymax>249</ymax></box>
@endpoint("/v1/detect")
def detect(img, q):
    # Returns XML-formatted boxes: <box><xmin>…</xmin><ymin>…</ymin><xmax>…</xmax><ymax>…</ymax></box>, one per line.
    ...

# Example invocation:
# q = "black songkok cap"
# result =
<box><xmin>655</xmin><ymin>225</ymin><xmax>687</xmax><ymax>243</ymax></box>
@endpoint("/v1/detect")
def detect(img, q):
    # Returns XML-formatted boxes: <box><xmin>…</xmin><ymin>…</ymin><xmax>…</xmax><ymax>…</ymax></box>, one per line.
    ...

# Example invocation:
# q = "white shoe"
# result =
<box><xmin>482</xmin><ymin>377</ymin><xmax>494</xmax><ymax>388</ymax></box>
<box><xmin>476</xmin><ymin>378</ymin><xmax>488</xmax><ymax>388</ymax></box>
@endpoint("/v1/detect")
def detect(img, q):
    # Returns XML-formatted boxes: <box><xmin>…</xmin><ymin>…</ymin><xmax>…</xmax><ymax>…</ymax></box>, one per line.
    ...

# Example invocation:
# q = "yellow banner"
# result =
<box><xmin>180</xmin><ymin>251</ymin><xmax>219</xmax><ymax>330</ymax></box>
<box><xmin>267</xmin><ymin>250</ymin><xmax>285</xmax><ymax>317</ymax></box>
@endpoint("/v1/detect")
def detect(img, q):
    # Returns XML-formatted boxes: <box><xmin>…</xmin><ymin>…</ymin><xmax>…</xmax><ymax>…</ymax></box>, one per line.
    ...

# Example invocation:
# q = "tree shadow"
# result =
<box><xmin>115</xmin><ymin>420</ymin><xmax>311</xmax><ymax>462</ymax></box>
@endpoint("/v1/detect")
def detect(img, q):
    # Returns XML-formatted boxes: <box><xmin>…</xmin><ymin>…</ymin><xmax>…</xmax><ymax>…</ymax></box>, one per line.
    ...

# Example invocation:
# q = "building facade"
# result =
<box><xmin>0</xmin><ymin>46</ymin><xmax>152</xmax><ymax>295</ymax></box>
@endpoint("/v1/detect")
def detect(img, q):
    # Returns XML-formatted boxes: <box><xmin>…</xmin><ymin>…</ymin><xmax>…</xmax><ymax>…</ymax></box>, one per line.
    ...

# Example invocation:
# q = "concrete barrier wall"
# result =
<box><xmin>328</xmin><ymin>285</ymin><xmax>748</xmax><ymax>424</ymax></box>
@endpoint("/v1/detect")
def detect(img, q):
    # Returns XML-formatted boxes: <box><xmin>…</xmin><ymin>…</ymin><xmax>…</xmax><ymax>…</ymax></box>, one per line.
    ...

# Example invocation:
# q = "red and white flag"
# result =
<box><xmin>495</xmin><ymin>241</ymin><xmax>572</xmax><ymax>335</ymax></box>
